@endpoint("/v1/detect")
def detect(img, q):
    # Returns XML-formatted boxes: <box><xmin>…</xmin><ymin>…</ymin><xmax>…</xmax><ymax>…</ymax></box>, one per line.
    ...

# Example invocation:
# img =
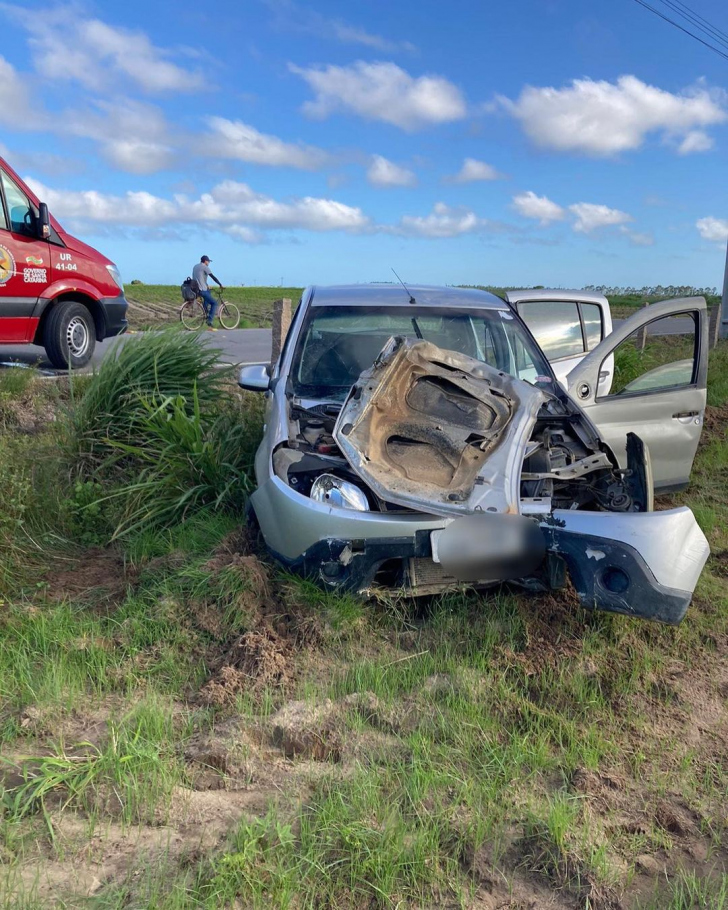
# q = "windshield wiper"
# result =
<box><xmin>411</xmin><ymin>317</ymin><xmax>423</xmax><ymax>340</ymax></box>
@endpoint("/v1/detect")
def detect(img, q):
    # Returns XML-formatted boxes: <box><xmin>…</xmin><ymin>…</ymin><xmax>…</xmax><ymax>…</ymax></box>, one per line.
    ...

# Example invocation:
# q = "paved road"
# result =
<box><xmin>0</xmin><ymin>315</ymin><xmax>695</xmax><ymax>376</ymax></box>
<box><xmin>612</xmin><ymin>316</ymin><xmax>693</xmax><ymax>335</ymax></box>
<box><xmin>0</xmin><ymin>328</ymin><xmax>274</xmax><ymax>375</ymax></box>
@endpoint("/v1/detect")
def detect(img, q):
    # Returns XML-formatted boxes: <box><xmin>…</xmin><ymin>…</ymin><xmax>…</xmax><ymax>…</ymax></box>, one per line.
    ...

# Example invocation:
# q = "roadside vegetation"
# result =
<box><xmin>0</xmin><ymin>331</ymin><xmax>726</xmax><ymax>908</ymax></box>
<box><xmin>125</xmin><ymin>285</ymin><xmax>303</xmax><ymax>330</ymax></box>
<box><xmin>124</xmin><ymin>284</ymin><xmax>721</xmax><ymax>330</ymax></box>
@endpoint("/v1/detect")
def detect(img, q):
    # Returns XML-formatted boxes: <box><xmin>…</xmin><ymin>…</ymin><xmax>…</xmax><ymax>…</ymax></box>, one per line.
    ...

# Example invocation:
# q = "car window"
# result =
<box><xmin>290</xmin><ymin>306</ymin><xmax>553</xmax><ymax>399</ymax></box>
<box><xmin>581</xmin><ymin>303</ymin><xmax>603</xmax><ymax>349</ymax></box>
<box><xmin>0</xmin><ymin>171</ymin><xmax>36</xmax><ymax>236</ymax></box>
<box><xmin>518</xmin><ymin>301</ymin><xmax>584</xmax><ymax>361</ymax></box>
<box><xmin>603</xmin><ymin>312</ymin><xmax>697</xmax><ymax>398</ymax></box>
<box><xmin>0</xmin><ymin>182</ymin><xmax>7</xmax><ymax>231</ymax></box>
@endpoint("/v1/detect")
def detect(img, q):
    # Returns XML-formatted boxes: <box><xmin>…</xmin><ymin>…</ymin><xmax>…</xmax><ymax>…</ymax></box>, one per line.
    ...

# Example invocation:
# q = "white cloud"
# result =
<box><xmin>7</xmin><ymin>5</ymin><xmax>205</xmax><ymax>93</ymax></box>
<box><xmin>696</xmin><ymin>216</ymin><xmax>728</xmax><ymax>243</ymax></box>
<box><xmin>207</xmin><ymin>117</ymin><xmax>329</xmax><ymax>170</ymax></box>
<box><xmin>331</xmin><ymin>23</ymin><xmax>415</xmax><ymax>53</ymax></box>
<box><xmin>366</xmin><ymin>155</ymin><xmax>417</xmax><ymax>188</ymax></box>
<box><xmin>25</xmin><ymin>178</ymin><xmax>370</xmax><ymax>237</ymax></box>
<box><xmin>0</xmin><ymin>54</ymin><xmax>45</xmax><ymax>126</ymax></box>
<box><xmin>66</xmin><ymin>100</ymin><xmax>176</xmax><ymax>175</ymax></box>
<box><xmin>446</xmin><ymin>158</ymin><xmax>502</xmax><ymax>183</ymax></box>
<box><xmin>103</xmin><ymin>139</ymin><xmax>176</xmax><ymax>175</ymax></box>
<box><xmin>677</xmin><ymin>130</ymin><xmax>714</xmax><ymax>154</ymax></box>
<box><xmin>512</xmin><ymin>191</ymin><xmax>565</xmax><ymax>225</ymax></box>
<box><xmin>290</xmin><ymin>60</ymin><xmax>467</xmax><ymax>130</ymax></box>
<box><xmin>226</xmin><ymin>225</ymin><xmax>265</xmax><ymax>244</ymax></box>
<box><xmin>0</xmin><ymin>144</ymin><xmax>81</xmax><ymax>176</ymax></box>
<box><xmin>266</xmin><ymin>0</ymin><xmax>415</xmax><ymax>52</ymax></box>
<box><xmin>502</xmin><ymin>75</ymin><xmax>726</xmax><ymax>156</ymax></box>
<box><xmin>620</xmin><ymin>227</ymin><xmax>654</xmax><ymax>246</ymax></box>
<box><xmin>569</xmin><ymin>202</ymin><xmax>632</xmax><ymax>233</ymax></box>
<box><xmin>397</xmin><ymin>202</ymin><xmax>485</xmax><ymax>238</ymax></box>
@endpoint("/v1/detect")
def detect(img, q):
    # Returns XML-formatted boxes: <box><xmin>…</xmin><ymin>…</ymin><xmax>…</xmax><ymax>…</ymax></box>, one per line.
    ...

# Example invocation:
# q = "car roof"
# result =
<box><xmin>309</xmin><ymin>284</ymin><xmax>508</xmax><ymax>309</ymax></box>
<box><xmin>504</xmin><ymin>288</ymin><xmax>608</xmax><ymax>305</ymax></box>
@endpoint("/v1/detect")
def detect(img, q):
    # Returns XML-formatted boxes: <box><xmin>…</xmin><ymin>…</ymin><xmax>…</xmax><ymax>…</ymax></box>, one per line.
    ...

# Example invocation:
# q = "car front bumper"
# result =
<box><xmin>251</xmin><ymin>468</ymin><xmax>709</xmax><ymax>622</ymax></box>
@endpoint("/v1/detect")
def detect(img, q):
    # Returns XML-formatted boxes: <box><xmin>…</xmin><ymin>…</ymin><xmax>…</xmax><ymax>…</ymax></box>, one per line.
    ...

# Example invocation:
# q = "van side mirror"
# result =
<box><xmin>238</xmin><ymin>363</ymin><xmax>270</xmax><ymax>392</ymax></box>
<box><xmin>38</xmin><ymin>202</ymin><xmax>50</xmax><ymax>240</ymax></box>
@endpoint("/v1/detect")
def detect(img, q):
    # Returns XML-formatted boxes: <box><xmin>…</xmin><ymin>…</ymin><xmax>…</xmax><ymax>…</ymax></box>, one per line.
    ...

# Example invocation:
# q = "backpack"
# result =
<box><xmin>181</xmin><ymin>277</ymin><xmax>200</xmax><ymax>301</ymax></box>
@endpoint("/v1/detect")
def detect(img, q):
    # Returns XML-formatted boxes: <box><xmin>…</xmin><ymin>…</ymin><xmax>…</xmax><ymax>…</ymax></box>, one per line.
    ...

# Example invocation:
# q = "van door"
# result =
<box><xmin>566</xmin><ymin>297</ymin><xmax>708</xmax><ymax>492</ymax></box>
<box><xmin>0</xmin><ymin>168</ymin><xmax>51</xmax><ymax>343</ymax></box>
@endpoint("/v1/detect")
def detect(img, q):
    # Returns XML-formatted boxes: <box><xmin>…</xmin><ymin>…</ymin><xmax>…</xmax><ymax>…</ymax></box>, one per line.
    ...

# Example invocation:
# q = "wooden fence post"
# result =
<box><xmin>636</xmin><ymin>301</ymin><xmax>650</xmax><ymax>352</ymax></box>
<box><xmin>271</xmin><ymin>298</ymin><xmax>292</xmax><ymax>370</ymax></box>
<box><xmin>708</xmin><ymin>304</ymin><xmax>721</xmax><ymax>350</ymax></box>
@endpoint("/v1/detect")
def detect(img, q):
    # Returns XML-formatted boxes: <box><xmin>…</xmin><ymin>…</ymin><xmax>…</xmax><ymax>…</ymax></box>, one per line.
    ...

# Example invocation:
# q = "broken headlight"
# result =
<box><xmin>310</xmin><ymin>474</ymin><xmax>369</xmax><ymax>511</ymax></box>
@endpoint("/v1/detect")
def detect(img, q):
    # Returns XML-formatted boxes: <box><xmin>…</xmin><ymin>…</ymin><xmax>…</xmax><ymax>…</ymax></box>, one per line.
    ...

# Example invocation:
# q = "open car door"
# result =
<box><xmin>566</xmin><ymin>297</ymin><xmax>708</xmax><ymax>493</ymax></box>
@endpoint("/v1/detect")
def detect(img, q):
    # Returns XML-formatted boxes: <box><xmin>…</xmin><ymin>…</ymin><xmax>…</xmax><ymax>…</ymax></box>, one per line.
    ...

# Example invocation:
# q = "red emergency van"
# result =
<box><xmin>0</xmin><ymin>156</ymin><xmax>128</xmax><ymax>368</ymax></box>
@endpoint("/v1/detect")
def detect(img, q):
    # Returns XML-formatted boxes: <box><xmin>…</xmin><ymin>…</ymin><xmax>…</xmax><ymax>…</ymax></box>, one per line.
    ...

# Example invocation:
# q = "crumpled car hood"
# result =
<box><xmin>333</xmin><ymin>336</ymin><xmax>547</xmax><ymax>517</ymax></box>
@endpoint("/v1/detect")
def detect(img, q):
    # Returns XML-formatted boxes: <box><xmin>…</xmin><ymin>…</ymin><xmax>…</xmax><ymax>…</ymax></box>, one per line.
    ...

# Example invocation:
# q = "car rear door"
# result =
<box><xmin>508</xmin><ymin>295</ymin><xmax>613</xmax><ymax>393</ymax></box>
<box><xmin>565</xmin><ymin>297</ymin><xmax>708</xmax><ymax>492</ymax></box>
<box><xmin>0</xmin><ymin>168</ymin><xmax>51</xmax><ymax>343</ymax></box>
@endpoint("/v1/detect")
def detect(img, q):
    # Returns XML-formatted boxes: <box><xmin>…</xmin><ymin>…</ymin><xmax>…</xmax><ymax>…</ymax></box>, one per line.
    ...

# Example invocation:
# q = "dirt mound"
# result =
<box><xmin>516</xmin><ymin>831</ymin><xmax>623</xmax><ymax>910</ymax></box>
<box><xmin>268</xmin><ymin>700</ymin><xmax>342</xmax><ymax>761</ymax></box>
<box><xmin>200</xmin><ymin>627</ymin><xmax>294</xmax><ymax>706</ymax></box>
<box><xmin>500</xmin><ymin>591</ymin><xmax>587</xmax><ymax>675</ymax></box>
<box><xmin>46</xmin><ymin>547</ymin><xmax>129</xmax><ymax>608</ymax></box>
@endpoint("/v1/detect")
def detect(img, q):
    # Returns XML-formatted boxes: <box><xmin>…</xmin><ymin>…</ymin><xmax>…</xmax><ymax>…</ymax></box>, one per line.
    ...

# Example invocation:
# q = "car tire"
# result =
<box><xmin>43</xmin><ymin>301</ymin><xmax>96</xmax><ymax>370</ymax></box>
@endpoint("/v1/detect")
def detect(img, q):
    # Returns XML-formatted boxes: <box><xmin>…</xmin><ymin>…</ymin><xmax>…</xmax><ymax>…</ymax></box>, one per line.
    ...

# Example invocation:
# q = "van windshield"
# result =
<box><xmin>289</xmin><ymin>305</ymin><xmax>553</xmax><ymax>401</ymax></box>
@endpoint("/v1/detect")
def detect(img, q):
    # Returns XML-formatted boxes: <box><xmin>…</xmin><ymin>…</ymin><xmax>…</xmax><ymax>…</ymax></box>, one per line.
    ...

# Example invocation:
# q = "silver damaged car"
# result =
<box><xmin>239</xmin><ymin>285</ymin><xmax>710</xmax><ymax>624</ymax></box>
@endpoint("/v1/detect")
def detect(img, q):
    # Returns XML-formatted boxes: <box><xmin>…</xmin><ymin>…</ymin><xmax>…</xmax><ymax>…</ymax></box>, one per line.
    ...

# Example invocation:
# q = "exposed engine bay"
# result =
<box><xmin>274</xmin><ymin>336</ymin><xmax>650</xmax><ymax>520</ymax></box>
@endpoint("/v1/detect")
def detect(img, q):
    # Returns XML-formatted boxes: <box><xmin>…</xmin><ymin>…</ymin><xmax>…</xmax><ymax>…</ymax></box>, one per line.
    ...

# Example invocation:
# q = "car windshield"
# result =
<box><xmin>289</xmin><ymin>305</ymin><xmax>554</xmax><ymax>401</ymax></box>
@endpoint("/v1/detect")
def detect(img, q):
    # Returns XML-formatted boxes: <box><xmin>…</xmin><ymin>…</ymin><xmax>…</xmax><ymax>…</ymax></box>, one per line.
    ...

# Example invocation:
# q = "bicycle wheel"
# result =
<box><xmin>218</xmin><ymin>301</ymin><xmax>240</xmax><ymax>330</ymax></box>
<box><xmin>180</xmin><ymin>298</ymin><xmax>206</xmax><ymax>330</ymax></box>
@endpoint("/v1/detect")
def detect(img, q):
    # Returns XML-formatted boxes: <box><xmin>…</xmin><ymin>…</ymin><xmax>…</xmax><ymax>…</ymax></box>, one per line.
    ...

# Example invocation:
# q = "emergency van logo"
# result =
<box><xmin>26</xmin><ymin>255</ymin><xmax>44</xmax><ymax>266</ymax></box>
<box><xmin>0</xmin><ymin>245</ymin><xmax>15</xmax><ymax>286</ymax></box>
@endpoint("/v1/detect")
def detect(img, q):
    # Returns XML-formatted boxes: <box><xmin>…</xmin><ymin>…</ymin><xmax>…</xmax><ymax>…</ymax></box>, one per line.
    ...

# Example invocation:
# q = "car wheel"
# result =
<box><xmin>44</xmin><ymin>301</ymin><xmax>96</xmax><ymax>369</ymax></box>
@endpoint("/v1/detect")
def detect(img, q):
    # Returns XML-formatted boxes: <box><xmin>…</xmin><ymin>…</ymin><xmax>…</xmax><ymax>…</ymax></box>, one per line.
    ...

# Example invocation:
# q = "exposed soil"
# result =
<box><xmin>46</xmin><ymin>547</ymin><xmax>130</xmax><ymax>608</ymax></box>
<box><xmin>703</xmin><ymin>402</ymin><xmax>728</xmax><ymax>442</ymax></box>
<box><xmin>0</xmin><ymin>379</ymin><xmax>59</xmax><ymax>433</ymax></box>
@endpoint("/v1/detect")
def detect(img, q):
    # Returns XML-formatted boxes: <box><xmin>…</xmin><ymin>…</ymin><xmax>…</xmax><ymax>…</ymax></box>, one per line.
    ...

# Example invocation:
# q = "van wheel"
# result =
<box><xmin>44</xmin><ymin>301</ymin><xmax>96</xmax><ymax>369</ymax></box>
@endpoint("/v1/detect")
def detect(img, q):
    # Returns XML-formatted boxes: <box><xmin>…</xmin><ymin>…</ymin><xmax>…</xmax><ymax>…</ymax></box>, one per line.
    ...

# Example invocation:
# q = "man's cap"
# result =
<box><xmin>201</xmin><ymin>255</ymin><xmax>211</xmax><ymax>262</ymax></box>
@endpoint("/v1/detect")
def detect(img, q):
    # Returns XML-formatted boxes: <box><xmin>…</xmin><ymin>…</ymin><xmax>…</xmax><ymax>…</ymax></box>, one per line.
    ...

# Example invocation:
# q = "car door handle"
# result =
<box><xmin>672</xmin><ymin>411</ymin><xmax>699</xmax><ymax>418</ymax></box>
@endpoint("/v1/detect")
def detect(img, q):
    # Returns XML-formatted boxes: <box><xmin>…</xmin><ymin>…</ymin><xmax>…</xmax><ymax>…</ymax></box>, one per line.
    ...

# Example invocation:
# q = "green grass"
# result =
<box><xmin>639</xmin><ymin>870</ymin><xmax>728</xmax><ymax>908</ymax></box>
<box><xmin>124</xmin><ymin>283</ymin><xmax>722</xmax><ymax>333</ymax></box>
<box><xmin>124</xmin><ymin>284</ymin><xmax>303</xmax><ymax>329</ymax></box>
<box><xmin>0</xmin><ymin>339</ymin><xmax>727</xmax><ymax>909</ymax></box>
<box><xmin>3</xmin><ymin>695</ymin><xmax>190</xmax><ymax>839</ymax></box>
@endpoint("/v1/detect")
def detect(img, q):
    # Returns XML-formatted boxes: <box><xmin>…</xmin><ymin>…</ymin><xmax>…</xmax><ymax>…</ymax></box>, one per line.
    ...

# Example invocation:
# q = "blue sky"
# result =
<box><xmin>2</xmin><ymin>0</ymin><xmax>727</xmax><ymax>288</ymax></box>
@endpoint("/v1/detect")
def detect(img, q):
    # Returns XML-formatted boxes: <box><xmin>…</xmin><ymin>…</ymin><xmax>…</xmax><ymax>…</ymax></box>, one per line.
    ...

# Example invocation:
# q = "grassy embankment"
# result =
<box><xmin>124</xmin><ymin>285</ymin><xmax>303</xmax><ymax>330</ymax></box>
<box><xmin>124</xmin><ymin>284</ymin><xmax>721</xmax><ymax>330</ymax></box>
<box><xmin>0</xmin><ymin>330</ymin><xmax>726</xmax><ymax>908</ymax></box>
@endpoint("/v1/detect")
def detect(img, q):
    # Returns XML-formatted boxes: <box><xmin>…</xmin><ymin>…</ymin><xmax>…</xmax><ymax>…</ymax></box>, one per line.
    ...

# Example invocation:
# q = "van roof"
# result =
<box><xmin>504</xmin><ymin>288</ymin><xmax>608</xmax><ymax>305</ymax></box>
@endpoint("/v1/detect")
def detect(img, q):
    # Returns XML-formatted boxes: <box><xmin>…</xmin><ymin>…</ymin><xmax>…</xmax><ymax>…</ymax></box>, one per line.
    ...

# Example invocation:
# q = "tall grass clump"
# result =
<box><xmin>69</xmin><ymin>330</ymin><xmax>229</xmax><ymax>470</ymax></box>
<box><xmin>68</xmin><ymin>330</ymin><xmax>264</xmax><ymax>539</ymax></box>
<box><xmin>97</xmin><ymin>390</ymin><xmax>258</xmax><ymax>538</ymax></box>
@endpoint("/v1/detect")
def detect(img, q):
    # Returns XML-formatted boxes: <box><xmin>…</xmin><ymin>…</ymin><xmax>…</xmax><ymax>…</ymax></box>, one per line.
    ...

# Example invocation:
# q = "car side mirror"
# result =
<box><xmin>238</xmin><ymin>363</ymin><xmax>270</xmax><ymax>392</ymax></box>
<box><xmin>38</xmin><ymin>202</ymin><xmax>50</xmax><ymax>240</ymax></box>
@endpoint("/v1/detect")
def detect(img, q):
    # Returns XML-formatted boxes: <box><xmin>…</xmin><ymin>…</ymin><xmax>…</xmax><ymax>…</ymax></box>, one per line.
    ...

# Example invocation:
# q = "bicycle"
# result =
<box><xmin>179</xmin><ymin>288</ymin><xmax>240</xmax><ymax>330</ymax></box>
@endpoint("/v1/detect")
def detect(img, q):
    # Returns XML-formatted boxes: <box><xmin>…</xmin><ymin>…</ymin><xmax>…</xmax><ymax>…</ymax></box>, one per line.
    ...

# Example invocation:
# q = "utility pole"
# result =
<box><xmin>722</xmin><ymin>237</ymin><xmax>728</xmax><ymax>340</ymax></box>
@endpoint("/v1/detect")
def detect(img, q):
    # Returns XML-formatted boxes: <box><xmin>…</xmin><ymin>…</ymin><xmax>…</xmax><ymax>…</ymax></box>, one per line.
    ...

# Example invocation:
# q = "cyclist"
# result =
<box><xmin>192</xmin><ymin>255</ymin><xmax>224</xmax><ymax>330</ymax></box>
